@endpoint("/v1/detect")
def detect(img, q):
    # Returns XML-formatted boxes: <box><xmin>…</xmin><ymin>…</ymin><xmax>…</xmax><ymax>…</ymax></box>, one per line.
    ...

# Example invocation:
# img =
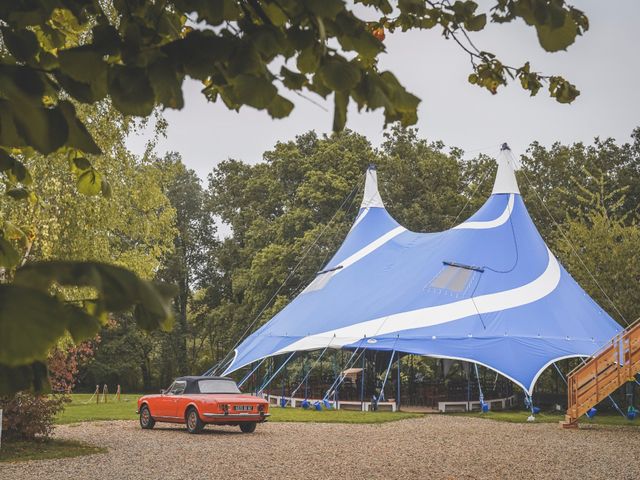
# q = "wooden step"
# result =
<box><xmin>564</xmin><ymin>318</ymin><xmax>640</xmax><ymax>427</ymax></box>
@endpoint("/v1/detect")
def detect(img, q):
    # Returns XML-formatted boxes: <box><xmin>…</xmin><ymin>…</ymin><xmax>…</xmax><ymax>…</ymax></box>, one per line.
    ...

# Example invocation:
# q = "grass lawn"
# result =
<box><xmin>57</xmin><ymin>393</ymin><xmax>420</xmax><ymax>425</ymax></box>
<box><xmin>0</xmin><ymin>438</ymin><xmax>106</xmax><ymax>463</ymax></box>
<box><xmin>56</xmin><ymin>393</ymin><xmax>141</xmax><ymax>424</ymax></box>
<box><xmin>458</xmin><ymin>410</ymin><xmax>640</xmax><ymax>427</ymax></box>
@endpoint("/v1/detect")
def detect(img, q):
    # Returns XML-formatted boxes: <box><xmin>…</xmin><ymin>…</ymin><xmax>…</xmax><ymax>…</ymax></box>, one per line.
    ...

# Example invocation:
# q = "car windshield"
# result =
<box><xmin>198</xmin><ymin>379</ymin><xmax>241</xmax><ymax>394</ymax></box>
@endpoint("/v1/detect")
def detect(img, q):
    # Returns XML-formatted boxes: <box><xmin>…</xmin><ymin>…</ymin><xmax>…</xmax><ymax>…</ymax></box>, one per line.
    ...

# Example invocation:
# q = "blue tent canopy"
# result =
<box><xmin>223</xmin><ymin>146</ymin><xmax>622</xmax><ymax>393</ymax></box>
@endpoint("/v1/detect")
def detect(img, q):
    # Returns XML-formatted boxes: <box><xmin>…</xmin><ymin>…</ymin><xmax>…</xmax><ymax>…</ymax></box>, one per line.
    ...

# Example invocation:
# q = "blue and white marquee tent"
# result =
<box><xmin>223</xmin><ymin>146</ymin><xmax>622</xmax><ymax>394</ymax></box>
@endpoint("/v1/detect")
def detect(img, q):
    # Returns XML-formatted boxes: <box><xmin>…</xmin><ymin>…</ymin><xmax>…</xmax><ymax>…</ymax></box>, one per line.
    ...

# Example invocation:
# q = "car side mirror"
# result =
<box><xmin>160</xmin><ymin>389</ymin><xmax>165</xmax><ymax>394</ymax></box>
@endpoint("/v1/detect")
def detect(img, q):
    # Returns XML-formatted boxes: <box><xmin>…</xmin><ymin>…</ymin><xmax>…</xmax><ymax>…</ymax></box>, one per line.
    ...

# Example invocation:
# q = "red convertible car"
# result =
<box><xmin>137</xmin><ymin>376</ymin><xmax>269</xmax><ymax>434</ymax></box>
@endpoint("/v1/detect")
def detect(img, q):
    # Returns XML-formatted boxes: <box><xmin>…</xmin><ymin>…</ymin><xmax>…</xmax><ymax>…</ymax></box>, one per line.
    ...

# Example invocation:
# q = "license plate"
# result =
<box><xmin>233</xmin><ymin>405</ymin><xmax>252</xmax><ymax>411</ymax></box>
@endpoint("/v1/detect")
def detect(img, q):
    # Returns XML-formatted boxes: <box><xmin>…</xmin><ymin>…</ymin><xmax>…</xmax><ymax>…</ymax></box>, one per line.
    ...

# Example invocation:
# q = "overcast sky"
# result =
<box><xmin>127</xmin><ymin>0</ymin><xmax>639</xmax><ymax>180</ymax></box>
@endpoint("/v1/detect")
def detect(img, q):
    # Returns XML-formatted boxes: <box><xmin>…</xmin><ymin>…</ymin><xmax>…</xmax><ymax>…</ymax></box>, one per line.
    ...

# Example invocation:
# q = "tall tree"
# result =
<box><xmin>155</xmin><ymin>153</ymin><xmax>218</xmax><ymax>380</ymax></box>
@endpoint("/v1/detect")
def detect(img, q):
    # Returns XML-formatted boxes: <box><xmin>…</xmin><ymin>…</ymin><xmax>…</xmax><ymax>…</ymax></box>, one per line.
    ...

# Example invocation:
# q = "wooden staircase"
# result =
<box><xmin>563</xmin><ymin>319</ymin><xmax>640</xmax><ymax>427</ymax></box>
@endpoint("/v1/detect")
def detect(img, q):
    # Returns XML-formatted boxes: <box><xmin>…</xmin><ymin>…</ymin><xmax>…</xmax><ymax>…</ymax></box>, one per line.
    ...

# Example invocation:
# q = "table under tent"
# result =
<box><xmin>206</xmin><ymin>144</ymin><xmax>623</xmax><ymax>414</ymax></box>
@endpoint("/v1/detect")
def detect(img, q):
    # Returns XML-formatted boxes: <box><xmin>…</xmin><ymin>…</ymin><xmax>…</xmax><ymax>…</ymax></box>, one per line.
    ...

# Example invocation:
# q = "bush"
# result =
<box><xmin>48</xmin><ymin>340</ymin><xmax>97</xmax><ymax>393</ymax></box>
<box><xmin>0</xmin><ymin>393</ymin><xmax>68</xmax><ymax>440</ymax></box>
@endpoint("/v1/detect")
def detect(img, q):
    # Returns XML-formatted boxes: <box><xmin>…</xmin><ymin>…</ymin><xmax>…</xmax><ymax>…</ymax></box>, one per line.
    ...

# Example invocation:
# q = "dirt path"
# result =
<box><xmin>2</xmin><ymin>416</ymin><xmax>639</xmax><ymax>480</ymax></box>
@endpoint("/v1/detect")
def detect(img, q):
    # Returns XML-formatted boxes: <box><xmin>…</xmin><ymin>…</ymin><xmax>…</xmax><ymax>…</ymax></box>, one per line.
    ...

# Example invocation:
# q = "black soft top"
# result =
<box><xmin>174</xmin><ymin>376</ymin><xmax>236</xmax><ymax>394</ymax></box>
<box><xmin>175</xmin><ymin>376</ymin><xmax>233</xmax><ymax>382</ymax></box>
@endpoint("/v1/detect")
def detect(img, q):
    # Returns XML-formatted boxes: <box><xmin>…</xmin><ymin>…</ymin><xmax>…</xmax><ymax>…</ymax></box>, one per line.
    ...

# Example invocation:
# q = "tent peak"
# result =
<box><xmin>492</xmin><ymin>145</ymin><xmax>520</xmax><ymax>195</ymax></box>
<box><xmin>362</xmin><ymin>165</ymin><xmax>384</xmax><ymax>208</ymax></box>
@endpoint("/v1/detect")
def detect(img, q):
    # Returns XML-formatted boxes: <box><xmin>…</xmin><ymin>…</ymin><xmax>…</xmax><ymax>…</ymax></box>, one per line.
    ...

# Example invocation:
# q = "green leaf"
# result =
<box><xmin>91</xmin><ymin>24</ymin><xmax>121</xmax><ymax>55</ymax></box>
<box><xmin>6</xmin><ymin>187</ymin><xmax>29</xmax><ymax>200</ymax></box>
<box><xmin>58</xmin><ymin>46</ymin><xmax>108</xmax><ymax>84</ymax></box>
<box><xmin>65</xmin><ymin>304</ymin><xmax>101</xmax><ymax>343</ymax></box>
<box><xmin>297</xmin><ymin>44</ymin><xmax>322</xmax><ymax>74</ymax></box>
<box><xmin>318</xmin><ymin>59</ymin><xmax>361</xmax><ymax>91</ymax></box>
<box><xmin>148</xmin><ymin>59</ymin><xmax>185</xmax><ymax>109</ymax></box>
<box><xmin>548</xmin><ymin>76</ymin><xmax>579</xmax><ymax>104</ymax></box>
<box><xmin>263</xmin><ymin>3</ymin><xmax>289</xmax><ymax>26</ymax></box>
<box><xmin>267</xmin><ymin>95</ymin><xmax>294</xmax><ymax>119</ymax></box>
<box><xmin>0</xmin><ymin>236</ymin><xmax>21</xmax><ymax>268</ymax></box>
<box><xmin>58</xmin><ymin>100</ymin><xmax>102</xmax><ymax>154</ymax></box>
<box><xmin>0</xmin><ymin>150</ymin><xmax>30</xmax><ymax>184</ymax></box>
<box><xmin>465</xmin><ymin>14</ymin><xmax>486</xmax><ymax>32</ymax></box>
<box><xmin>0</xmin><ymin>101</ymin><xmax>24</xmax><ymax>147</ymax></box>
<box><xmin>55</xmin><ymin>73</ymin><xmax>99</xmax><ymax>103</ymax></box>
<box><xmin>77</xmin><ymin>168</ymin><xmax>103</xmax><ymax>196</ymax></box>
<box><xmin>197</xmin><ymin>0</ymin><xmax>241</xmax><ymax>25</ymax></box>
<box><xmin>0</xmin><ymin>285</ymin><xmax>69</xmax><ymax>366</ymax></box>
<box><xmin>0</xmin><ymin>67</ymin><xmax>69</xmax><ymax>154</ymax></box>
<box><xmin>0</xmin><ymin>27</ymin><xmax>39</xmax><ymax>62</ymax></box>
<box><xmin>133</xmin><ymin>281</ymin><xmax>176</xmax><ymax>332</ymax></box>
<box><xmin>108</xmin><ymin>65</ymin><xmax>155</xmax><ymax>117</ymax></box>
<box><xmin>14</xmin><ymin>261</ymin><xmax>177</xmax><ymax>332</ymax></box>
<box><xmin>0</xmin><ymin>362</ymin><xmax>50</xmax><ymax>395</ymax></box>
<box><xmin>304</xmin><ymin>0</ymin><xmax>345</xmax><ymax>19</ymax></box>
<box><xmin>12</xmin><ymin>105</ymin><xmax>69</xmax><ymax>155</ymax></box>
<box><xmin>280</xmin><ymin>67</ymin><xmax>307</xmax><ymax>90</ymax></box>
<box><xmin>232</xmin><ymin>74</ymin><xmax>278</xmax><ymax>109</ymax></box>
<box><xmin>536</xmin><ymin>15</ymin><xmax>578</xmax><ymax>52</ymax></box>
<box><xmin>355</xmin><ymin>0</ymin><xmax>393</xmax><ymax>15</ymax></box>
<box><xmin>333</xmin><ymin>90</ymin><xmax>349</xmax><ymax>131</ymax></box>
<box><xmin>73</xmin><ymin>157</ymin><xmax>92</xmax><ymax>170</ymax></box>
<box><xmin>340</xmin><ymin>31</ymin><xmax>383</xmax><ymax>60</ymax></box>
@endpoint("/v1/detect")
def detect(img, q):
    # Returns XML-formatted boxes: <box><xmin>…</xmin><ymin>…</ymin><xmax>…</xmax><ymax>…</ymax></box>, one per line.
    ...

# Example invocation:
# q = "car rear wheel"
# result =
<box><xmin>139</xmin><ymin>405</ymin><xmax>155</xmax><ymax>429</ymax></box>
<box><xmin>186</xmin><ymin>408</ymin><xmax>204</xmax><ymax>434</ymax></box>
<box><xmin>239</xmin><ymin>422</ymin><xmax>257</xmax><ymax>433</ymax></box>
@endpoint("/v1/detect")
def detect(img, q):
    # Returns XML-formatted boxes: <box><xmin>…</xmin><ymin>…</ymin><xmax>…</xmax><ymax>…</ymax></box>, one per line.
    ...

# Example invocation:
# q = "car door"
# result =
<box><xmin>154</xmin><ymin>381</ymin><xmax>184</xmax><ymax>418</ymax></box>
<box><xmin>167</xmin><ymin>381</ymin><xmax>186</xmax><ymax>418</ymax></box>
<box><xmin>152</xmin><ymin>383</ymin><xmax>174</xmax><ymax>418</ymax></box>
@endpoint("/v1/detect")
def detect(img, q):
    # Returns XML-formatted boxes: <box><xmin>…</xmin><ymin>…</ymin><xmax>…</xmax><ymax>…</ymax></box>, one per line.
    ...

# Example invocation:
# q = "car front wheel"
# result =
<box><xmin>186</xmin><ymin>408</ymin><xmax>205</xmax><ymax>434</ymax></box>
<box><xmin>239</xmin><ymin>422</ymin><xmax>257</xmax><ymax>433</ymax></box>
<box><xmin>139</xmin><ymin>405</ymin><xmax>155</xmax><ymax>429</ymax></box>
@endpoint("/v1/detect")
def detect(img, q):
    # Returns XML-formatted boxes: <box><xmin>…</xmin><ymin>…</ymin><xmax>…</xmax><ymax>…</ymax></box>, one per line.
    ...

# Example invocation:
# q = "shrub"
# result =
<box><xmin>48</xmin><ymin>339</ymin><xmax>97</xmax><ymax>393</ymax></box>
<box><xmin>0</xmin><ymin>393</ymin><xmax>68</xmax><ymax>440</ymax></box>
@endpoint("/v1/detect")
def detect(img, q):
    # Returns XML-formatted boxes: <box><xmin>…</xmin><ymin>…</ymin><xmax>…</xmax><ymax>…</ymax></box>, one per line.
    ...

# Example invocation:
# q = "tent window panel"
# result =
<box><xmin>430</xmin><ymin>265</ymin><xmax>458</xmax><ymax>289</ymax></box>
<box><xmin>430</xmin><ymin>266</ymin><xmax>473</xmax><ymax>293</ymax></box>
<box><xmin>302</xmin><ymin>271</ymin><xmax>334</xmax><ymax>294</ymax></box>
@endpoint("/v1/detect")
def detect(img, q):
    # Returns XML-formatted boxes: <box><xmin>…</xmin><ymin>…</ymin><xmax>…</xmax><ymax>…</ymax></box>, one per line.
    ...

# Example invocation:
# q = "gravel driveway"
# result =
<box><xmin>2</xmin><ymin>416</ymin><xmax>639</xmax><ymax>480</ymax></box>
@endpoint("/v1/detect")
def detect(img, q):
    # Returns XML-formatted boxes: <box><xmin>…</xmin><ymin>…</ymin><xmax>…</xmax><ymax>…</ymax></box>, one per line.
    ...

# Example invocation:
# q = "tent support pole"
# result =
<box><xmin>396</xmin><ymin>351</ymin><xmax>401</xmax><ymax>411</ymax></box>
<box><xmin>379</xmin><ymin>347</ymin><xmax>397</xmax><ymax>402</ymax></box>
<box><xmin>323</xmin><ymin>342</ymin><xmax>364</xmax><ymax>402</ymax></box>
<box><xmin>239</xmin><ymin>358</ymin><xmax>266</xmax><ymax>388</ymax></box>
<box><xmin>285</xmin><ymin>337</ymin><xmax>335</xmax><ymax>405</ymax></box>
<box><xmin>360</xmin><ymin>350</ymin><xmax>366</xmax><ymax>411</ymax></box>
<box><xmin>304</xmin><ymin>357</ymin><xmax>309</xmax><ymax>399</ymax></box>
<box><xmin>258</xmin><ymin>352</ymin><xmax>296</xmax><ymax>395</ymax></box>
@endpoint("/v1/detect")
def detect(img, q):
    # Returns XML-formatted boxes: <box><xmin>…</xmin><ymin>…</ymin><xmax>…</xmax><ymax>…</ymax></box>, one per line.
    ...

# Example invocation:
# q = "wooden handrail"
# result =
<box><xmin>564</xmin><ymin>318</ymin><xmax>640</xmax><ymax>427</ymax></box>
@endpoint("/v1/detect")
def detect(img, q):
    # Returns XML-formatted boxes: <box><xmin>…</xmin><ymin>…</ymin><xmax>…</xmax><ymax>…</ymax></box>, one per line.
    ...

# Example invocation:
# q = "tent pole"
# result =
<box><xmin>466</xmin><ymin>362</ymin><xmax>471</xmax><ymax>411</ymax></box>
<box><xmin>304</xmin><ymin>356</ymin><xmax>309</xmax><ymax>399</ymax></box>
<box><xmin>281</xmin><ymin>358</ymin><xmax>286</xmax><ymax>403</ymax></box>
<box><xmin>396</xmin><ymin>351</ymin><xmax>401</xmax><ymax>411</ymax></box>
<box><xmin>239</xmin><ymin>358</ymin><xmax>266</xmax><ymax>388</ymax></box>
<box><xmin>379</xmin><ymin>346</ymin><xmax>397</xmax><ymax>402</ymax></box>
<box><xmin>258</xmin><ymin>352</ymin><xmax>295</xmax><ymax>395</ymax></box>
<box><xmin>360</xmin><ymin>350</ymin><xmax>366</xmax><ymax>410</ymax></box>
